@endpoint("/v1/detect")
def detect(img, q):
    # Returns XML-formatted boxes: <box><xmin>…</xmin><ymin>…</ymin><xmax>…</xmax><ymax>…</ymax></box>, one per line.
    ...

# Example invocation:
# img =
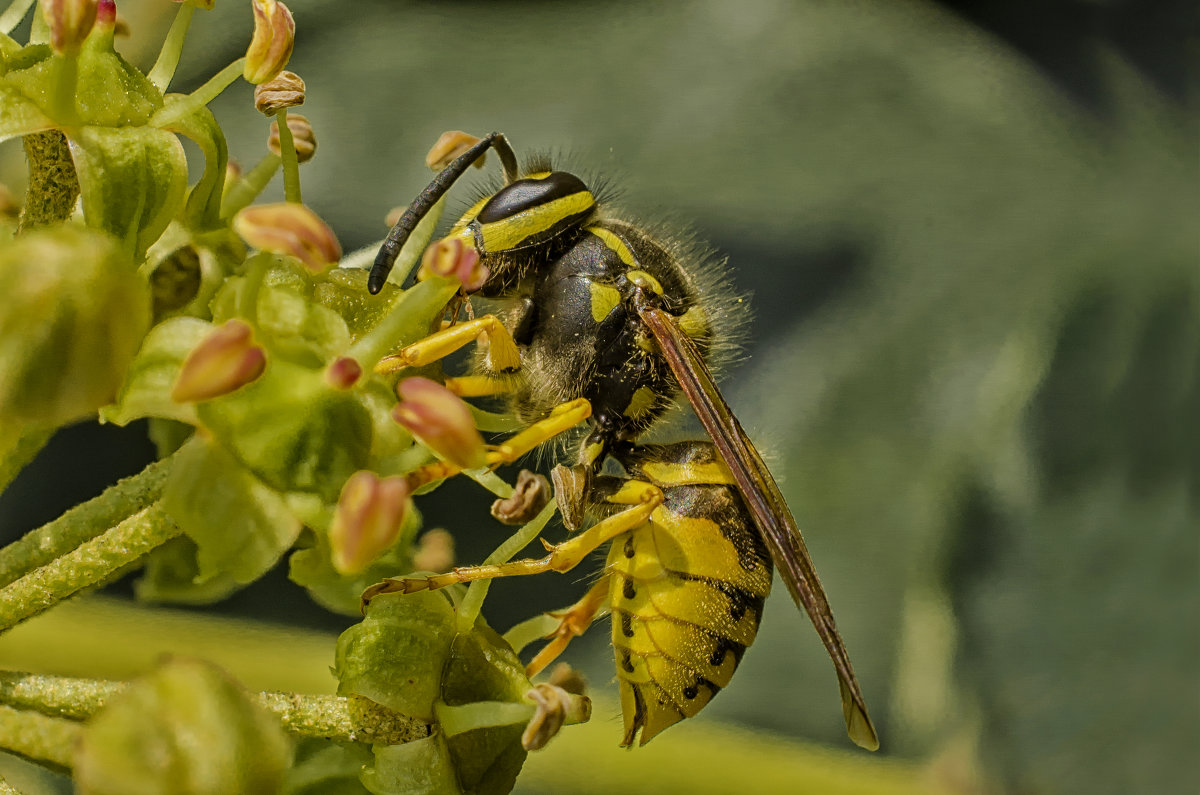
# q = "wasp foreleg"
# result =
<box><xmin>375</xmin><ymin>314</ymin><xmax>520</xmax><ymax>374</ymax></box>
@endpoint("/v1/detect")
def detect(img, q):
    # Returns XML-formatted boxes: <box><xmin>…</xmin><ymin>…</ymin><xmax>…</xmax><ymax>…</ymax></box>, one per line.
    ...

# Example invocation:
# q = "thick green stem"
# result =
<box><xmin>16</xmin><ymin>131</ymin><xmax>79</xmax><ymax>233</ymax></box>
<box><xmin>0</xmin><ymin>705</ymin><xmax>78</xmax><ymax>769</ymax></box>
<box><xmin>0</xmin><ymin>505</ymin><xmax>181</xmax><ymax>633</ymax></box>
<box><xmin>276</xmin><ymin>109</ymin><xmax>302</xmax><ymax>204</ymax></box>
<box><xmin>147</xmin><ymin>1</ymin><xmax>197</xmax><ymax>93</ymax></box>
<box><xmin>0</xmin><ymin>672</ymin><xmax>427</xmax><ymax>746</ymax></box>
<box><xmin>0</xmin><ymin>457</ymin><xmax>173</xmax><ymax>590</ymax></box>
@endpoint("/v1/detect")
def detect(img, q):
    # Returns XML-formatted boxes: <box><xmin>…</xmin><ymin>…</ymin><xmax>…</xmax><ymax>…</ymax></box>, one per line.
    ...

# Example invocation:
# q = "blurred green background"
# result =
<box><xmin>0</xmin><ymin>1</ymin><xmax>1195</xmax><ymax>793</ymax></box>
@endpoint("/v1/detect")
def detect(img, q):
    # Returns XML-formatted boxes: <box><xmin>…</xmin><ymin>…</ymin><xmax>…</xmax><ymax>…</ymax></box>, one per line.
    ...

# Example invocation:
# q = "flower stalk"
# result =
<box><xmin>0</xmin><ymin>671</ymin><xmax>428</xmax><ymax>746</ymax></box>
<box><xmin>0</xmin><ymin>504</ymin><xmax>181</xmax><ymax>633</ymax></box>
<box><xmin>146</xmin><ymin>0</ymin><xmax>197</xmax><ymax>93</ymax></box>
<box><xmin>0</xmin><ymin>457</ymin><xmax>172</xmax><ymax>590</ymax></box>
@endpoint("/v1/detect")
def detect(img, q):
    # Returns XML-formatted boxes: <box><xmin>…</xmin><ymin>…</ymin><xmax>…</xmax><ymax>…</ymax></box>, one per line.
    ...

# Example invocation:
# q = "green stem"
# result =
<box><xmin>149</xmin><ymin>58</ymin><xmax>246</xmax><ymax>130</ymax></box>
<box><xmin>49</xmin><ymin>55</ymin><xmax>79</xmax><ymax>126</ymax></box>
<box><xmin>147</xmin><ymin>1</ymin><xmax>197</xmax><ymax>93</ymax></box>
<box><xmin>457</xmin><ymin>499</ymin><xmax>556</xmax><ymax>633</ymax></box>
<box><xmin>0</xmin><ymin>0</ymin><xmax>35</xmax><ymax>36</ymax></box>
<box><xmin>0</xmin><ymin>706</ymin><xmax>78</xmax><ymax>769</ymax></box>
<box><xmin>347</xmin><ymin>277</ymin><xmax>461</xmax><ymax>371</ymax></box>
<box><xmin>276</xmin><ymin>109</ymin><xmax>302</xmax><ymax>204</ymax></box>
<box><xmin>237</xmin><ymin>251</ymin><xmax>274</xmax><ymax>321</ymax></box>
<box><xmin>0</xmin><ymin>457</ymin><xmax>173</xmax><ymax>590</ymax></box>
<box><xmin>0</xmin><ymin>505</ymin><xmax>181</xmax><ymax>633</ymax></box>
<box><xmin>16</xmin><ymin>131</ymin><xmax>79</xmax><ymax>233</ymax></box>
<box><xmin>0</xmin><ymin>672</ymin><xmax>427</xmax><ymax>746</ymax></box>
<box><xmin>220</xmin><ymin>153</ymin><xmax>281</xmax><ymax>219</ymax></box>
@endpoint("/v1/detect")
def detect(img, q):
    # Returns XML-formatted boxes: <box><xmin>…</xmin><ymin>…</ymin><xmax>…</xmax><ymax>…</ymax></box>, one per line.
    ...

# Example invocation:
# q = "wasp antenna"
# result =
<box><xmin>369</xmin><ymin>132</ymin><xmax>518</xmax><ymax>293</ymax></box>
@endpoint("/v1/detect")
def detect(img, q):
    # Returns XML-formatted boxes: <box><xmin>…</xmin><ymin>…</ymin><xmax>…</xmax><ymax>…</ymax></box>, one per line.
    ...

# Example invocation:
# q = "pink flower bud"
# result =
<box><xmin>330</xmin><ymin>471</ymin><xmax>411</xmax><ymax>574</ymax></box>
<box><xmin>417</xmin><ymin>237</ymin><xmax>488</xmax><ymax>292</ymax></box>
<box><xmin>39</xmin><ymin>0</ymin><xmax>98</xmax><ymax>55</ymax></box>
<box><xmin>233</xmin><ymin>202</ymin><xmax>342</xmax><ymax>274</ymax></box>
<box><xmin>392</xmin><ymin>377</ymin><xmax>486</xmax><ymax>470</ymax></box>
<box><xmin>324</xmin><ymin>356</ymin><xmax>362</xmax><ymax>390</ymax></box>
<box><xmin>171</xmin><ymin>319</ymin><xmax>267</xmax><ymax>403</ymax></box>
<box><xmin>243</xmin><ymin>0</ymin><xmax>295</xmax><ymax>85</ymax></box>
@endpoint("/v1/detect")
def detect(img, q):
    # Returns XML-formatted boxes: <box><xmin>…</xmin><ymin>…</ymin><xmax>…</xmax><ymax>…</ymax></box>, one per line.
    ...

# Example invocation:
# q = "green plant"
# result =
<box><xmin>0</xmin><ymin>2</ymin><xmax>587</xmax><ymax>792</ymax></box>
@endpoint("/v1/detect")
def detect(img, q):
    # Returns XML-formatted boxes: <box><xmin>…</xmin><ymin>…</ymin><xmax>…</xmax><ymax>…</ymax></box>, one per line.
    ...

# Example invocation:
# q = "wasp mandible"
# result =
<box><xmin>365</xmin><ymin>132</ymin><xmax>878</xmax><ymax>750</ymax></box>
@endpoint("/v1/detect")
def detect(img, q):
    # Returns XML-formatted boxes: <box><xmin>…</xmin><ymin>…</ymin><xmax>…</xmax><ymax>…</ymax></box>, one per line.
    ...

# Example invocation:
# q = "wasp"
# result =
<box><xmin>364</xmin><ymin>132</ymin><xmax>878</xmax><ymax>750</ymax></box>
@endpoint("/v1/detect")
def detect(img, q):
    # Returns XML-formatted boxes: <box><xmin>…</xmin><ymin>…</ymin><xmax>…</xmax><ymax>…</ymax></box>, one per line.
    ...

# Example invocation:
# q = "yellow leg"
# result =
<box><xmin>374</xmin><ymin>481</ymin><xmax>662</xmax><ymax>594</ymax></box>
<box><xmin>525</xmin><ymin>575</ymin><xmax>612</xmax><ymax>678</ymax></box>
<box><xmin>443</xmin><ymin>374</ymin><xmax>518</xmax><ymax>397</ymax></box>
<box><xmin>404</xmin><ymin>398</ymin><xmax>592</xmax><ymax>491</ymax></box>
<box><xmin>375</xmin><ymin>314</ymin><xmax>520</xmax><ymax>375</ymax></box>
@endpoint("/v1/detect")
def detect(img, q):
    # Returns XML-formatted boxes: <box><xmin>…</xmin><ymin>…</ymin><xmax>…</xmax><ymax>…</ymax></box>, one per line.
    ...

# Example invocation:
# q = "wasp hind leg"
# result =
<box><xmin>527</xmin><ymin>576</ymin><xmax>611</xmax><ymax>677</ymax></box>
<box><xmin>375</xmin><ymin>314</ymin><xmax>521</xmax><ymax>375</ymax></box>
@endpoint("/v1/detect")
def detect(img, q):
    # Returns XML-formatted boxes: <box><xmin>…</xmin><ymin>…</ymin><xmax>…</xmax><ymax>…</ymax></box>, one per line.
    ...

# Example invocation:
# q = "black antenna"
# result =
<box><xmin>369</xmin><ymin>132</ymin><xmax>518</xmax><ymax>294</ymax></box>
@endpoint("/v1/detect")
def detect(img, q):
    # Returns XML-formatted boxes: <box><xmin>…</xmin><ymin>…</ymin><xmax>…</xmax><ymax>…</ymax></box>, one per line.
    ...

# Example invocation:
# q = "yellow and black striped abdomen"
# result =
<box><xmin>605</xmin><ymin>481</ymin><xmax>773</xmax><ymax>746</ymax></box>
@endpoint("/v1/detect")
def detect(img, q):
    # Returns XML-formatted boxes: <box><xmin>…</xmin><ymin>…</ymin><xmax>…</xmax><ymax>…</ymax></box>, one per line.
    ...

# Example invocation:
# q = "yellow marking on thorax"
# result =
<box><xmin>474</xmin><ymin>192</ymin><xmax>595</xmax><ymax>252</ymax></box>
<box><xmin>677</xmin><ymin>305</ymin><xmax>708</xmax><ymax>338</ymax></box>
<box><xmin>624</xmin><ymin>386</ymin><xmax>659</xmax><ymax>418</ymax></box>
<box><xmin>641</xmin><ymin>459</ymin><xmax>734</xmax><ymax>487</ymax></box>
<box><xmin>450</xmin><ymin>196</ymin><xmax>490</xmax><ymax>234</ymax></box>
<box><xmin>589</xmin><ymin>282</ymin><xmax>621</xmax><ymax>322</ymax></box>
<box><xmin>587</xmin><ymin>226</ymin><xmax>637</xmax><ymax>267</ymax></box>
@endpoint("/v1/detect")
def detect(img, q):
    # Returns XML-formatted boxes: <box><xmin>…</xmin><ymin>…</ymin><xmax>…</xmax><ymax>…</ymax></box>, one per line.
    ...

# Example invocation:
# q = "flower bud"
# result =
<box><xmin>412</xmin><ymin>527</ymin><xmax>454</xmax><ymax>573</ymax></box>
<box><xmin>417</xmin><ymin>237</ymin><xmax>488</xmax><ymax>292</ymax></box>
<box><xmin>324</xmin><ymin>355</ymin><xmax>362</xmax><ymax>390</ymax></box>
<box><xmin>0</xmin><ymin>226</ymin><xmax>150</xmax><ymax>426</ymax></box>
<box><xmin>233</xmin><ymin>202</ymin><xmax>342</xmax><ymax>273</ymax></box>
<box><xmin>254</xmin><ymin>70</ymin><xmax>305</xmax><ymax>114</ymax></box>
<box><xmin>330</xmin><ymin>470</ymin><xmax>412</xmax><ymax>574</ymax></box>
<box><xmin>392</xmin><ymin>377</ymin><xmax>486</xmax><ymax>470</ymax></box>
<box><xmin>75</xmin><ymin>658</ymin><xmax>289</xmax><ymax>795</ymax></box>
<box><xmin>243</xmin><ymin>0</ymin><xmax>295</xmax><ymax>85</ymax></box>
<box><xmin>425</xmin><ymin>130</ymin><xmax>487</xmax><ymax>172</ymax></box>
<box><xmin>39</xmin><ymin>0</ymin><xmax>98</xmax><ymax>56</ymax></box>
<box><xmin>268</xmin><ymin>113</ymin><xmax>316</xmax><ymax>163</ymax></box>
<box><xmin>171</xmin><ymin>319</ymin><xmax>266</xmax><ymax>403</ymax></box>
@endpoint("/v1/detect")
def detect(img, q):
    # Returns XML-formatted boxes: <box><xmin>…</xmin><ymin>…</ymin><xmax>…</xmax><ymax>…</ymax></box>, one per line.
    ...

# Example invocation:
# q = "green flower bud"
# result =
<box><xmin>75</xmin><ymin>658</ymin><xmax>291</xmax><ymax>795</ymax></box>
<box><xmin>0</xmin><ymin>226</ymin><xmax>150</xmax><ymax>427</ymax></box>
<box><xmin>244</xmin><ymin>0</ymin><xmax>295</xmax><ymax>85</ymax></box>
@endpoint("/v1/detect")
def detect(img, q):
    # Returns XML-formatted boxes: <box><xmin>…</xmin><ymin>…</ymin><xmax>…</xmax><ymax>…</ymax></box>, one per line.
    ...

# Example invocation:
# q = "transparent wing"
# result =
<box><xmin>639</xmin><ymin>303</ymin><xmax>879</xmax><ymax>751</ymax></box>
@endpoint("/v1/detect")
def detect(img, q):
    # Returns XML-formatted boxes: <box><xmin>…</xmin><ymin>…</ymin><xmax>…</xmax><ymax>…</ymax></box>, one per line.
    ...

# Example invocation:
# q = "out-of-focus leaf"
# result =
<box><xmin>161</xmin><ymin>436</ymin><xmax>302</xmax><ymax>586</ymax></box>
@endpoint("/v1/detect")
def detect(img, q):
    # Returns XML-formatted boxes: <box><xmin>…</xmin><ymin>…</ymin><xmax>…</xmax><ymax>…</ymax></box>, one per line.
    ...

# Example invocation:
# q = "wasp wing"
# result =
<box><xmin>639</xmin><ymin>304</ymin><xmax>879</xmax><ymax>751</ymax></box>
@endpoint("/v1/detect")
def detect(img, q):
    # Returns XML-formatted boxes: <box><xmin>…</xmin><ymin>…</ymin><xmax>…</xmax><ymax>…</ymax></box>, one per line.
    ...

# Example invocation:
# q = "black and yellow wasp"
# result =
<box><xmin>365</xmin><ymin>132</ymin><xmax>878</xmax><ymax>750</ymax></box>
